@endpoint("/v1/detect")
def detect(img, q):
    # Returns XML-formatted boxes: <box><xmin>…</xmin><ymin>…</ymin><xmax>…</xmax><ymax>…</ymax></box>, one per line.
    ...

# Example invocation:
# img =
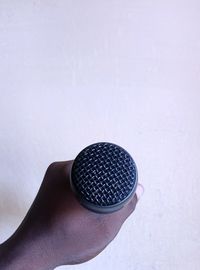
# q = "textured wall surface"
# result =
<box><xmin>0</xmin><ymin>1</ymin><xmax>200</xmax><ymax>269</ymax></box>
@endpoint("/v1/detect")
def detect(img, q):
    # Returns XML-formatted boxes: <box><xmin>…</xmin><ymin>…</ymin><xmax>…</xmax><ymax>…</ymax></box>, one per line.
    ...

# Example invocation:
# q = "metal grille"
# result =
<box><xmin>71</xmin><ymin>142</ymin><xmax>137</xmax><ymax>207</ymax></box>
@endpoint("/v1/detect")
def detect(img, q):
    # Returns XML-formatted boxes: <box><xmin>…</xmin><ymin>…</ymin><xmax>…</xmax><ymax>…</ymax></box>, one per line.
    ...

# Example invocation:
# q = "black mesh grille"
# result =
<box><xmin>71</xmin><ymin>142</ymin><xmax>137</xmax><ymax>207</ymax></box>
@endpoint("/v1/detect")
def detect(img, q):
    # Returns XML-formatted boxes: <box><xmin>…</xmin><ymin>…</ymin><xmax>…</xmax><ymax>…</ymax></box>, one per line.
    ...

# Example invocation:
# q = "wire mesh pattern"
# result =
<box><xmin>71</xmin><ymin>142</ymin><xmax>137</xmax><ymax>207</ymax></box>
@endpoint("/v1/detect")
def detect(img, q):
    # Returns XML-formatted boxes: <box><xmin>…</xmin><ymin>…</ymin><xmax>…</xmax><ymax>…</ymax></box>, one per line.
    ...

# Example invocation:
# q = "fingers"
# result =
<box><xmin>45</xmin><ymin>160</ymin><xmax>73</xmax><ymax>177</ymax></box>
<box><xmin>135</xmin><ymin>184</ymin><xmax>145</xmax><ymax>202</ymax></box>
<box><xmin>47</xmin><ymin>160</ymin><xmax>73</xmax><ymax>171</ymax></box>
<box><xmin>43</xmin><ymin>161</ymin><xmax>74</xmax><ymax>189</ymax></box>
<box><xmin>121</xmin><ymin>183</ymin><xmax>144</xmax><ymax>220</ymax></box>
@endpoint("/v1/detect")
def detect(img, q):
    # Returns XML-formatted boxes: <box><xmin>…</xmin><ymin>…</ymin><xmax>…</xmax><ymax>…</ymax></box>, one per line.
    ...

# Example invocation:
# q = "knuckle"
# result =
<box><xmin>127</xmin><ymin>195</ymin><xmax>137</xmax><ymax>212</ymax></box>
<box><xmin>46</xmin><ymin>162</ymin><xmax>59</xmax><ymax>175</ymax></box>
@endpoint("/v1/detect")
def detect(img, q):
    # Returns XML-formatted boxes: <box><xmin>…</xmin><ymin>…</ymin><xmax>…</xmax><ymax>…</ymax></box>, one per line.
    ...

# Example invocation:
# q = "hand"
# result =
<box><xmin>0</xmin><ymin>161</ymin><xmax>144</xmax><ymax>270</ymax></box>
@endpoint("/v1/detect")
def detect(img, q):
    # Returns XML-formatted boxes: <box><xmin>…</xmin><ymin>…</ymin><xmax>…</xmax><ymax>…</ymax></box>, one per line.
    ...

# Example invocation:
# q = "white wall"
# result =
<box><xmin>0</xmin><ymin>1</ymin><xmax>200</xmax><ymax>269</ymax></box>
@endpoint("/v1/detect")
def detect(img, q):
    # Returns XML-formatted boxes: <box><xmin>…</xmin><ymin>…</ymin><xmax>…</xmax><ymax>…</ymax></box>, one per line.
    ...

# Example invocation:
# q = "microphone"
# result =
<box><xmin>70</xmin><ymin>142</ymin><xmax>138</xmax><ymax>214</ymax></box>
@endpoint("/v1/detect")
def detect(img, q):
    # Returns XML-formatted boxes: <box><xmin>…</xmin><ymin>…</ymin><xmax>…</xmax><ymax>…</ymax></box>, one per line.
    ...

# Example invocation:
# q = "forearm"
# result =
<box><xmin>0</xmin><ymin>196</ymin><xmax>56</xmax><ymax>270</ymax></box>
<box><xmin>0</xmin><ymin>238</ymin><xmax>25</xmax><ymax>270</ymax></box>
<box><xmin>0</xmin><ymin>234</ymin><xmax>54</xmax><ymax>270</ymax></box>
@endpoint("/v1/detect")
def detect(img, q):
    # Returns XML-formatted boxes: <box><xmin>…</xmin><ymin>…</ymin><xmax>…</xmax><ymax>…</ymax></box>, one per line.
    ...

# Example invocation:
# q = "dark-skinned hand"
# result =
<box><xmin>0</xmin><ymin>161</ymin><xmax>144</xmax><ymax>270</ymax></box>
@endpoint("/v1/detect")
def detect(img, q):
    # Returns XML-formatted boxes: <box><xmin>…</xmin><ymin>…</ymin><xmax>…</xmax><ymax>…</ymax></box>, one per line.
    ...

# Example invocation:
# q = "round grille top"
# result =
<box><xmin>71</xmin><ymin>142</ymin><xmax>138</xmax><ymax>213</ymax></box>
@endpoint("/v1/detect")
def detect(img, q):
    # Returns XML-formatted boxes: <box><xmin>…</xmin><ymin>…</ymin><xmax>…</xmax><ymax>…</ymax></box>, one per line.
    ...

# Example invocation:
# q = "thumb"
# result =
<box><xmin>135</xmin><ymin>183</ymin><xmax>145</xmax><ymax>202</ymax></box>
<box><xmin>121</xmin><ymin>183</ymin><xmax>144</xmax><ymax>219</ymax></box>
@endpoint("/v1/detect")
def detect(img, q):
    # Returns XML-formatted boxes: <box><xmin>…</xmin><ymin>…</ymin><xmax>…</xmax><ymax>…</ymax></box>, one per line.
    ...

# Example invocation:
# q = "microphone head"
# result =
<box><xmin>70</xmin><ymin>142</ymin><xmax>138</xmax><ymax>213</ymax></box>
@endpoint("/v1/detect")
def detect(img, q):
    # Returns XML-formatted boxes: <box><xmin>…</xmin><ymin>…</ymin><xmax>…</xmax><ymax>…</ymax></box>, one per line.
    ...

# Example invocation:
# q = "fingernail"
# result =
<box><xmin>136</xmin><ymin>184</ymin><xmax>144</xmax><ymax>201</ymax></box>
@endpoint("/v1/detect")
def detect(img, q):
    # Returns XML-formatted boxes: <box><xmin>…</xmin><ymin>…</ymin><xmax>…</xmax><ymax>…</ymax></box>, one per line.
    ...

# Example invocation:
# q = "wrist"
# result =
<box><xmin>0</xmin><ymin>233</ymin><xmax>54</xmax><ymax>270</ymax></box>
<box><xmin>0</xmin><ymin>237</ymin><xmax>31</xmax><ymax>270</ymax></box>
